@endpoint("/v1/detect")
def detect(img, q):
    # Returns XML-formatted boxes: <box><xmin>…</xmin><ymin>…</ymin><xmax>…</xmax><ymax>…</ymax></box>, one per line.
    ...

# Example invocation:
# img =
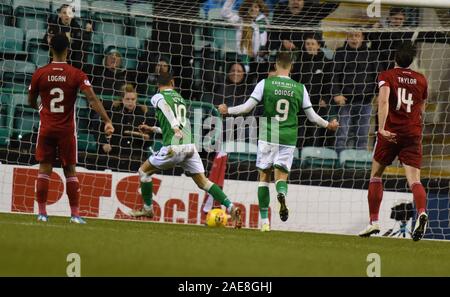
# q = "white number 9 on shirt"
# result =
<box><xmin>275</xmin><ymin>99</ymin><xmax>289</xmax><ymax>122</ymax></box>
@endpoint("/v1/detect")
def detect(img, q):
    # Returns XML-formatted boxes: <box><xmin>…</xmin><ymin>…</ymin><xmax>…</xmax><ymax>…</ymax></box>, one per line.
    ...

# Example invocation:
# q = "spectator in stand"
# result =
<box><xmin>292</xmin><ymin>33</ymin><xmax>334</xmax><ymax>147</ymax></box>
<box><xmin>84</xmin><ymin>49</ymin><xmax>135</xmax><ymax>97</ymax></box>
<box><xmin>221</xmin><ymin>0</ymin><xmax>271</xmax><ymax>78</ymax></box>
<box><xmin>99</xmin><ymin>84</ymin><xmax>155</xmax><ymax>171</ymax></box>
<box><xmin>368</xmin><ymin>7</ymin><xmax>450</xmax><ymax>71</ymax></box>
<box><xmin>140</xmin><ymin>0</ymin><xmax>202</xmax><ymax>100</ymax></box>
<box><xmin>42</xmin><ymin>4</ymin><xmax>92</xmax><ymax>69</ymax></box>
<box><xmin>332</xmin><ymin>29</ymin><xmax>378</xmax><ymax>153</ymax></box>
<box><xmin>212</xmin><ymin>61</ymin><xmax>255</xmax><ymax>107</ymax></box>
<box><xmin>136</xmin><ymin>56</ymin><xmax>171</xmax><ymax>96</ymax></box>
<box><xmin>270</xmin><ymin>0</ymin><xmax>340</xmax><ymax>52</ymax></box>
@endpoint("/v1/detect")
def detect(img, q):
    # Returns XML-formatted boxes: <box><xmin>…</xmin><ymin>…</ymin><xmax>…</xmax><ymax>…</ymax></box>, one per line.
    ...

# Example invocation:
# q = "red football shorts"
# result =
<box><xmin>373</xmin><ymin>133</ymin><xmax>422</xmax><ymax>169</ymax></box>
<box><xmin>35</xmin><ymin>132</ymin><xmax>77</xmax><ymax>166</ymax></box>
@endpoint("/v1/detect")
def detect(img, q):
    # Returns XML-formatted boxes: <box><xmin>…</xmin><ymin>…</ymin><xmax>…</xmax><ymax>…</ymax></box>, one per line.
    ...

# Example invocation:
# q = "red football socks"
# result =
<box><xmin>66</xmin><ymin>176</ymin><xmax>80</xmax><ymax>217</ymax></box>
<box><xmin>36</xmin><ymin>173</ymin><xmax>50</xmax><ymax>215</ymax></box>
<box><xmin>368</xmin><ymin>177</ymin><xmax>383</xmax><ymax>223</ymax></box>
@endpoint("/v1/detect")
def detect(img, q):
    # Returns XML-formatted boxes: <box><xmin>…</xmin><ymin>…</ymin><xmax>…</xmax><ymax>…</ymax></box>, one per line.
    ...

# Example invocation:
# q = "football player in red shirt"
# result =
<box><xmin>28</xmin><ymin>33</ymin><xmax>114</xmax><ymax>223</ymax></box>
<box><xmin>359</xmin><ymin>42</ymin><xmax>429</xmax><ymax>241</ymax></box>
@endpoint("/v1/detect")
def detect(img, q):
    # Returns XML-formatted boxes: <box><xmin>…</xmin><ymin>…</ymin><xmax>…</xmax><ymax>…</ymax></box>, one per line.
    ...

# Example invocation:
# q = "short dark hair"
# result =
<box><xmin>276</xmin><ymin>51</ymin><xmax>294</xmax><ymax>68</ymax></box>
<box><xmin>389</xmin><ymin>7</ymin><xmax>406</xmax><ymax>17</ymax></box>
<box><xmin>157</xmin><ymin>72</ymin><xmax>174</xmax><ymax>86</ymax></box>
<box><xmin>395</xmin><ymin>42</ymin><xmax>417</xmax><ymax>68</ymax></box>
<box><xmin>50</xmin><ymin>33</ymin><xmax>70</xmax><ymax>55</ymax></box>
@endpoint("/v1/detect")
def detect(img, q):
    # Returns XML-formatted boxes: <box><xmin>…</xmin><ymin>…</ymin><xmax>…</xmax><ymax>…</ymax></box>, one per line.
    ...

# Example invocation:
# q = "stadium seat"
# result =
<box><xmin>0</xmin><ymin>93</ymin><xmax>13</xmax><ymax>146</ymax></box>
<box><xmin>90</xmin><ymin>1</ymin><xmax>128</xmax><ymax>35</ymax></box>
<box><xmin>300</xmin><ymin>147</ymin><xmax>338</xmax><ymax>169</ymax></box>
<box><xmin>103</xmin><ymin>34</ymin><xmax>140</xmax><ymax>70</ymax></box>
<box><xmin>76</xmin><ymin>107</ymin><xmax>97</xmax><ymax>153</ymax></box>
<box><xmin>13</xmin><ymin>0</ymin><xmax>50</xmax><ymax>31</ymax></box>
<box><xmin>77</xmin><ymin>133</ymin><xmax>97</xmax><ymax>153</ymax></box>
<box><xmin>25</xmin><ymin>29</ymin><xmax>48</xmax><ymax>67</ymax></box>
<box><xmin>339</xmin><ymin>149</ymin><xmax>373</xmax><ymax>169</ymax></box>
<box><xmin>207</xmin><ymin>8</ymin><xmax>223</xmax><ymax>21</ymax></box>
<box><xmin>12</xmin><ymin>104</ymin><xmax>39</xmax><ymax>140</ymax></box>
<box><xmin>212</xmin><ymin>26</ymin><xmax>237</xmax><ymax>55</ymax></box>
<box><xmin>0</xmin><ymin>0</ymin><xmax>13</xmax><ymax>26</ymax></box>
<box><xmin>129</xmin><ymin>2</ymin><xmax>153</xmax><ymax>40</ymax></box>
<box><xmin>0</xmin><ymin>25</ymin><xmax>27</xmax><ymax>59</ymax></box>
<box><xmin>0</xmin><ymin>60</ymin><xmax>36</xmax><ymax>90</ymax></box>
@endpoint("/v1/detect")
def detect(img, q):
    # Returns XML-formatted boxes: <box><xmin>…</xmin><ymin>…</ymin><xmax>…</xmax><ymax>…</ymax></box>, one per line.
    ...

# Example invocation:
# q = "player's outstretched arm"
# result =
<box><xmin>218</xmin><ymin>79</ymin><xmax>264</xmax><ymax>116</ymax></box>
<box><xmin>218</xmin><ymin>98</ymin><xmax>258</xmax><ymax>116</ymax></box>
<box><xmin>81</xmin><ymin>87</ymin><xmax>114</xmax><ymax>136</ymax></box>
<box><xmin>27</xmin><ymin>92</ymin><xmax>39</xmax><ymax>110</ymax></box>
<box><xmin>302</xmin><ymin>86</ymin><xmax>339</xmax><ymax>131</ymax></box>
<box><xmin>378</xmin><ymin>86</ymin><xmax>396</xmax><ymax>143</ymax></box>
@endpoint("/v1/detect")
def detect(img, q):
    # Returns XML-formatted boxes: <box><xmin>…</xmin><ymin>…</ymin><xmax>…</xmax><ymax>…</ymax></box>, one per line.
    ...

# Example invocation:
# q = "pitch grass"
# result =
<box><xmin>0</xmin><ymin>213</ymin><xmax>449</xmax><ymax>276</ymax></box>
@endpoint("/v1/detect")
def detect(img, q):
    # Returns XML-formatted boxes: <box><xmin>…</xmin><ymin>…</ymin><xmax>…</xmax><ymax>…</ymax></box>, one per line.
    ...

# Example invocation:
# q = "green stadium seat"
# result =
<box><xmin>300</xmin><ymin>147</ymin><xmax>338</xmax><ymax>169</ymax></box>
<box><xmin>25</xmin><ymin>29</ymin><xmax>48</xmax><ymax>67</ymax></box>
<box><xmin>339</xmin><ymin>149</ymin><xmax>373</xmax><ymax>169</ymax></box>
<box><xmin>90</xmin><ymin>1</ymin><xmax>128</xmax><ymax>35</ymax></box>
<box><xmin>207</xmin><ymin>8</ymin><xmax>223</xmax><ymax>21</ymax></box>
<box><xmin>0</xmin><ymin>60</ymin><xmax>36</xmax><ymax>89</ymax></box>
<box><xmin>75</xmin><ymin>106</ymin><xmax>97</xmax><ymax>153</ymax></box>
<box><xmin>0</xmin><ymin>25</ymin><xmax>27</xmax><ymax>59</ymax></box>
<box><xmin>129</xmin><ymin>2</ymin><xmax>153</xmax><ymax>40</ymax></box>
<box><xmin>212</xmin><ymin>26</ymin><xmax>237</xmax><ymax>55</ymax></box>
<box><xmin>13</xmin><ymin>0</ymin><xmax>49</xmax><ymax>31</ymax></box>
<box><xmin>0</xmin><ymin>1</ymin><xmax>13</xmax><ymax>26</ymax></box>
<box><xmin>0</xmin><ymin>93</ymin><xmax>13</xmax><ymax>146</ymax></box>
<box><xmin>77</xmin><ymin>133</ymin><xmax>97</xmax><ymax>153</ymax></box>
<box><xmin>12</xmin><ymin>104</ymin><xmax>39</xmax><ymax>140</ymax></box>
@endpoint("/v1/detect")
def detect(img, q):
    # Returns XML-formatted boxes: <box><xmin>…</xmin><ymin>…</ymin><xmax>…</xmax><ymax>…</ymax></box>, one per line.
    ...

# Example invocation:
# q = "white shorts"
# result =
<box><xmin>256</xmin><ymin>140</ymin><xmax>295</xmax><ymax>172</ymax></box>
<box><xmin>149</xmin><ymin>144</ymin><xmax>205</xmax><ymax>175</ymax></box>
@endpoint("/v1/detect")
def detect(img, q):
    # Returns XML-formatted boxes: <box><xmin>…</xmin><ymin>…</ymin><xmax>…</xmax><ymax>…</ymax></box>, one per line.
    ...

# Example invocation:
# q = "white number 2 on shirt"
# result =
<box><xmin>396</xmin><ymin>87</ymin><xmax>413</xmax><ymax>113</ymax></box>
<box><xmin>50</xmin><ymin>87</ymin><xmax>64</xmax><ymax>113</ymax></box>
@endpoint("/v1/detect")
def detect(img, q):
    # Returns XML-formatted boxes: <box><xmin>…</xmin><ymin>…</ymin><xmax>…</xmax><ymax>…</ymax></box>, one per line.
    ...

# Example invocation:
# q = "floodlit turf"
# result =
<box><xmin>0</xmin><ymin>213</ymin><xmax>449</xmax><ymax>276</ymax></box>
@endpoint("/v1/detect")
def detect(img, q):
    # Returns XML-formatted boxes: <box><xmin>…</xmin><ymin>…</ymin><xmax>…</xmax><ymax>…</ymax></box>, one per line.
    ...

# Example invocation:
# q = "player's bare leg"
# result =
<box><xmin>63</xmin><ymin>165</ymin><xmax>85</xmax><ymax>224</ymax></box>
<box><xmin>359</xmin><ymin>160</ymin><xmax>386</xmax><ymax>237</ymax></box>
<box><xmin>130</xmin><ymin>160</ymin><xmax>159</xmax><ymax>218</ymax></box>
<box><xmin>274</xmin><ymin>168</ymin><xmax>289</xmax><ymax>223</ymax></box>
<box><xmin>404</xmin><ymin>164</ymin><xmax>428</xmax><ymax>241</ymax></box>
<box><xmin>36</xmin><ymin>163</ymin><xmax>52</xmax><ymax>222</ymax></box>
<box><xmin>191</xmin><ymin>173</ymin><xmax>242</xmax><ymax>228</ymax></box>
<box><xmin>258</xmin><ymin>168</ymin><xmax>272</xmax><ymax>232</ymax></box>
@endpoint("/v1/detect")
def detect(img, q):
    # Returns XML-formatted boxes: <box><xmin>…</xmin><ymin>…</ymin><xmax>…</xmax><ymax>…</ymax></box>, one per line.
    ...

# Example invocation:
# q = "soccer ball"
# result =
<box><xmin>206</xmin><ymin>208</ymin><xmax>228</xmax><ymax>227</ymax></box>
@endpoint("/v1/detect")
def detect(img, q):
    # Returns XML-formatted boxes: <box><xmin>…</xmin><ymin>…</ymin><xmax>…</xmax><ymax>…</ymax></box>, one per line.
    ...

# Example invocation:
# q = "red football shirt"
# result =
<box><xmin>378</xmin><ymin>67</ymin><xmax>428</xmax><ymax>137</ymax></box>
<box><xmin>28</xmin><ymin>62</ymin><xmax>91</xmax><ymax>137</ymax></box>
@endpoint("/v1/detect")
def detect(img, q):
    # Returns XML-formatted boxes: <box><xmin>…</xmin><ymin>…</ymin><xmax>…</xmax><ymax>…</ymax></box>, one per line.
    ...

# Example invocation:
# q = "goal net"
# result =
<box><xmin>0</xmin><ymin>0</ymin><xmax>449</xmax><ymax>239</ymax></box>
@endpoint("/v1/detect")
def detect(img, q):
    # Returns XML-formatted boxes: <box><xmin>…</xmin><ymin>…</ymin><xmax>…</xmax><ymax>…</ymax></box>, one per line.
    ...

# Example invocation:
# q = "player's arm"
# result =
<box><xmin>151</xmin><ymin>94</ymin><xmax>183</xmax><ymax>139</ymax></box>
<box><xmin>28</xmin><ymin>92</ymin><xmax>39</xmax><ymax>110</ymax></box>
<box><xmin>303</xmin><ymin>86</ymin><xmax>339</xmax><ymax>131</ymax></box>
<box><xmin>27</xmin><ymin>71</ymin><xmax>40</xmax><ymax>110</ymax></box>
<box><xmin>81</xmin><ymin>87</ymin><xmax>114</xmax><ymax>136</ymax></box>
<box><xmin>377</xmin><ymin>85</ymin><xmax>397</xmax><ymax>143</ymax></box>
<box><xmin>138</xmin><ymin>124</ymin><xmax>162</xmax><ymax>135</ymax></box>
<box><xmin>218</xmin><ymin>80</ymin><xmax>264</xmax><ymax>115</ymax></box>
